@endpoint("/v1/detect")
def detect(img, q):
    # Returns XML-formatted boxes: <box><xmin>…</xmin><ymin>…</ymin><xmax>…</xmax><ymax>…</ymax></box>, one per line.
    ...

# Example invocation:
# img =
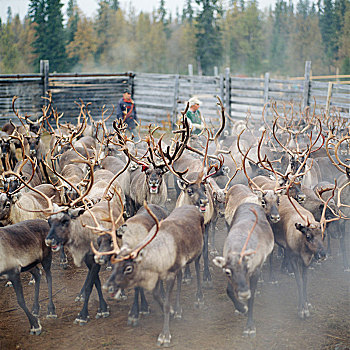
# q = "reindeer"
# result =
<box><xmin>213</xmin><ymin>204</ymin><xmax>274</xmax><ymax>337</ymax></box>
<box><xmin>96</xmin><ymin>204</ymin><xmax>169</xmax><ymax>326</ymax></box>
<box><xmin>0</xmin><ymin>219</ymin><xmax>57</xmax><ymax>335</ymax></box>
<box><xmin>271</xmin><ymin>193</ymin><xmax>327</xmax><ymax>318</ymax></box>
<box><xmin>45</xmin><ymin>160</ymin><xmax>125</xmax><ymax>324</ymax></box>
<box><xmin>104</xmin><ymin>204</ymin><xmax>205</xmax><ymax>347</ymax></box>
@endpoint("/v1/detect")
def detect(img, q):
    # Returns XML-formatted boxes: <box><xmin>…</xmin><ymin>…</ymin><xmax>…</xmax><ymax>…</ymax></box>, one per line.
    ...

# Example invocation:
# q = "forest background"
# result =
<box><xmin>0</xmin><ymin>0</ymin><xmax>349</xmax><ymax>77</ymax></box>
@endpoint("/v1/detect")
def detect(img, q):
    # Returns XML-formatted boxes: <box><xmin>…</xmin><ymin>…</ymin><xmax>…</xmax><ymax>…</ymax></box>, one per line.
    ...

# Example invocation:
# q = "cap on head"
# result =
<box><xmin>123</xmin><ymin>88</ymin><xmax>131</xmax><ymax>94</ymax></box>
<box><xmin>188</xmin><ymin>97</ymin><xmax>201</xmax><ymax>106</ymax></box>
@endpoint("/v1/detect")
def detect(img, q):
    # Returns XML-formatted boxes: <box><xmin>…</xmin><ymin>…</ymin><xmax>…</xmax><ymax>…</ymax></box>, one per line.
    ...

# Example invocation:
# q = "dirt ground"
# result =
<box><xmin>1</xmin><ymin>215</ymin><xmax>350</xmax><ymax>350</ymax></box>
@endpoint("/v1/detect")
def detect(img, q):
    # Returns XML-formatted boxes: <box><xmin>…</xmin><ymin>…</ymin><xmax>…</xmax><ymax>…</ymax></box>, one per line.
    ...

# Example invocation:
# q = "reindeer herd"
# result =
<box><xmin>0</xmin><ymin>95</ymin><xmax>349</xmax><ymax>347</ymax></box>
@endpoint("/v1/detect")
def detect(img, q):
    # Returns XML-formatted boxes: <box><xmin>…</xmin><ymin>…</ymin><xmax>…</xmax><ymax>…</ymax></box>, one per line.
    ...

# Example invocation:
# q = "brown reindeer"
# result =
<box><xmin>104</xmin><ymin>204</ymin><xmax>205</xmax><ymax>347</ymax></box>
<box><xmin>213</xmin><ymin>204</ymin><xmax>274</xmax><ymax>337</ymax></box>
<box><xmin>0</xmin><ymin>219</ymin><xmax>57</xmax><ymax>335</ymax></box>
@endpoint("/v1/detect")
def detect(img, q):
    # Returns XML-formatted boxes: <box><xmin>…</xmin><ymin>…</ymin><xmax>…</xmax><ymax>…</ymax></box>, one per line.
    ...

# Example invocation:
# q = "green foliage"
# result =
<box><xmin>195</xmin><ymin>0</ymin><xmax>223</xmax><ymax>75</ymax></box>
<box><xmin>28</xmin><ymin>0</ymin><xmax>67</xmax><ymax>72</ymax></box>
<box><xmin>1</xmin><ymin>0</ymin><xmax>349</xmax><ymax>76</ymax></box>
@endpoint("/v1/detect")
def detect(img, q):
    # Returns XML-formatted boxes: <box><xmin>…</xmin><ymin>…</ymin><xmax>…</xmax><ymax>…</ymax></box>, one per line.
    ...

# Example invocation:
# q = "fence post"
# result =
<box><xmin>220</xmin><ymin>74</ymin><xmax>224</xmax><ymax>103</ymax></box>
<box><xmin>40</xmin><ymin>60</ymin><xmax>49</xmax><ymax>102</ymax></box>
<box><xmin>225</xmin><ymin>67</ymin><xmax>231</xmax><ymax>117</ymax></box>
<box><xmin>326</xmin><ymin>82</ymin><xmax>333</xmax><ymax>117</ymax></box>
<box><xmin>214</xmin><ymin>66</ymin><xmax>218</xmax><ymax>76</ymax></box>
<box><xmin>172</xmin><ymin>74</ymin><xmax>180</xmax><ymax>128</ymax></box>
<box><xmin>264</xmin><ymin>72</ymin><xmax>270</xmax><ymax>105</ymax></box>
<box><xmin>302</xmin><ymin>61</ymin><xmax>311</xmax><ymax>110</ymax></box>
<box><xmin>129</xmin><ymin>72</ymin><xmax>135</xmax><ymax>95</ymax></box>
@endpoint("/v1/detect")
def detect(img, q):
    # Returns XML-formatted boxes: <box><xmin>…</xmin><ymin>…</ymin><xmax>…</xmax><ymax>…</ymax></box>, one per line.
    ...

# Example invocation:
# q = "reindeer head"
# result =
<box><xmin>142</xmin><ymin>165</ymin><xmax>167</xmax><ymax>194</ymax></box>
<box><xmin>213</xmin><ymin>253</ymin><xmax>253</xmax><ymax>305</ymax></box>
<box><xmin>46</xmin><ymin>207</ymin><xmax>85</xmax><ymax>251</ymax></box>
<box><xmin>25</xmin><ymin>133</ymin><xmax>41</xmax><ymax>158</ymax></box>
<box><xmin>295</xmin><ymin>222</ymin><xmax>326</xmax><ymax>261</ymax></box>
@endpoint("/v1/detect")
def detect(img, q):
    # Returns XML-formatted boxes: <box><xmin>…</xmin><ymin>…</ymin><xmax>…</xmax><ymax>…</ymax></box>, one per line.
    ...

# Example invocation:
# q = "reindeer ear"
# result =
<box><xmin>68</xmin><ymin>208</ymin><xmax>85</xmax><ymax>218</ymax></box>
<box><xmin>295</xmin><ymin>222</ymin><xmax>306</xmax><ymax>233</ymax></box>
<box><xmin>177</xmin><ymin>179</ymin><xmax>187</xmax><ymax>190</ymax></box>
<box><xmin>252</xmin><ymin>189</ymin><xmax>263</xmax><ymax>199</ymax></box>
<box><xmin>116</xmin><ymin>224</ymin><xmax>127</xmax><ymax>238</ymax></box>
<box><xmin>134</xmin><ymin>251</ymin><xmax>143</xmax><ymax>263</ymax></box>
<box><xmin>213</xmin><ymin>256</ymin><xmax>225</xmax><ymax>268</ymax></box>
<box><xmin>277</xmin><ymin>188</ymin><xmax>286</xmax><ymax>195</ymax></box>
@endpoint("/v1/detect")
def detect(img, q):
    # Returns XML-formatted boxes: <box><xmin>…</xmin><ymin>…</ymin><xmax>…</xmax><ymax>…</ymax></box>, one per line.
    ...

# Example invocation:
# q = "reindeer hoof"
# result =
<box><xmin>74</xmin><ymin>315</ymin><xmax>89</xmax><ymax>325</ymax></box>
<box><xmin>5</xmin><ymin>281</ymin><xmax>13</xmax><ymax>287</ymax></box>
<box><xmin>127</xmin><ymin>315</ymin><xmax>139</xmax><ymax>327</ymax></box>
<box><xmin>157</xmin><ymin>332</ymin><xmax>171</xmax><ymax>347</ymax></box>
<box><xmin>344</xmin><ymin>267</ymin><xmax>350</xmax><ymax>272</ymax></box>
<box><xmin>32</xmin><ymin>310</ymin><xmax>40</xmax><ymax>318</ymax></box>
<box><xmin>30</xmin><ymin>321</ymin><xmax>42</xmax><ymax>335</ymax></box>
<box><xmin>182</xmin><ymin>277</ymin><xmax>192</xmax><ymax>285</ymax></box>
<box><xmin>60</xmin><ymin>260</ymin><xmax>68</xmax><ymax>270</ymax></box>
<box><xmin>139</xmin><ymin>307</ymin><xmax>150</xmax><ymax>315</ymax></box>
<box><xmin>46</xmin><ymin>312</ymin><xmax>57</xmax><ymax>319</ymax></box>
<box><xmin>75</xmin><ymin>294</ymin><xmax>85</xmax><ymax>302</ymax></box>
<box><xmin>235</xmin><ymin>305</ymin><xmax>248</xmax><ymax>315</ymax></box>
<box><xmin>96</xmin><ymin>306</ymin><xmax>110</xmax><ymax>319</ymax></box>
<box><xmin>194</xmin><ymin>298</ymin><xmax>204</xmax><ymax>309</ymax></box>
<box><xmin>209</xmin><ymin>248</ymin><xmax>219</xmax><ymax>257</ymax></box>
<box><xmin>106</xmin><ymin>265</ymin><xmax>112</xmax><ymax>271</ymax></box>
<box><xmin>28</xmin><ymin>277</ymin><xmax>36</xmax><ymax>286</ymax></box>
<box><xmin>174</xmin><ymin>307</ymin><xmax>183</xmax><ymax>319</ymax></box>
<box><xmin>243</xmin><ymin>325</ymin><xmax>256</xmax><ymax>338</ymax></box>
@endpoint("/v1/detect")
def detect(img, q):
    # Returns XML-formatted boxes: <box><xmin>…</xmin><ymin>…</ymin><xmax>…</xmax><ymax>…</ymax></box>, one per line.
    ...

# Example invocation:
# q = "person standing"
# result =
<box><xmin>116</xmin><ymin>88</ymin><xmax>138</xmax><ymax>133</ymax></box>
<box><xmin>186</xmin><ymin>97</ymin><xmax>204</xmax><ymax>135</ymax></box>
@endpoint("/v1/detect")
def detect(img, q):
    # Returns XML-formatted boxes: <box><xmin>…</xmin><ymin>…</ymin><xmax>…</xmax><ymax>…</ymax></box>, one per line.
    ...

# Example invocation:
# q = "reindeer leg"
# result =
<box><xmin>92</xmin><ymin>265</ymin><xmax>109</xmax><ymax>319</ymax></box>
<box><xmin>128</xmin><ymin>287</ymin><xmax>141</xmax><ymax>326</ymax></box>
<box><xmin>152</xmin><ymin>279</ymin><xmax>164</xmax><ymax>311</ymax></box>
<box><xmin>268</xmin><ymin>249</ymin><xmax>278</xmax><ymax>284</ymax></box>
<box><xmin>209</xmin><ymin>219</ymin><xmax>218</xmax><ymax>256</ymax></box>
<box><xmin>202</xmin><ymin>224</ymin><xmax>213</xmax><ymax>288</ymax></box>
<box><xmin>183</xmin><ymin>264</ymin><xmax>192</xmax><ymax>284</ymax></box>
<box><xmin>8</xmin><ymin>271</ymin><xmax>42</xmax><ymax>335</ymax></box>
<box><xmin>75</xmin><ymin>274</ymin><xmax>88</xmax><ymax>302</ymax></box>
<box><xmin>29</xmin><ymin>267</ymin><xmax>41</xmax><ymax>317</ymax></box>
<box><xmin>340</xmin><ymin>232</ymin><xmax>350</xmax><ymax>272</ymax></box>
<box><xmin>290</xmin><ymin>257</ymin><xmax>306</xmax><ymax>319</ymax></box>
<box><xmin>59</xmin><ymin>245</ymin><xmax>68</xmax><ymax>269</ymax></box>
<box><xmin>157</xmin><ymin>275</ymin><xmax>176</xmax><ymax>347</ymax></box>
<box><xmin>41</xmin><ymin>253</ymin><xmax>57</xmax><ymax>318</ymax></box>
<box><xmin>194</xmin><ymin>256</ymin><xmax>204</xmax><ymax>307</ymax></box>
<box><xmin>302</xmin><ymin>265</ymin><xmax>310</xmax><ymax>318</ymax></box>
<box><xmin>139</xmin><ymin>287</ymin><xmax>150</xmax><ymax>315</ymax></box>
<box><xmin>174</xmin><ymin>270</ymin><xmax>183</xmax><ymax>319</ymax></box>
<box><xmin>243</xmin><ymin>273</ymin><xmax>259</xmax><ymax>337</ymax></box>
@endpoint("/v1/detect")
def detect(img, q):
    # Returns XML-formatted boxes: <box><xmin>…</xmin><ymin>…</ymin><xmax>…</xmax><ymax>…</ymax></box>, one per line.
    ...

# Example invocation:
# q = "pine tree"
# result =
<box><xmin>319</xmin><ymin>0</ymin><xmax>338</xmax><ymax>71</ymax></box>
<box><xmin>28</xmin><ymin>0</ymin><xmax>67</xmax><ymax>72</ymax></box>
<box><xmin>338</xmin><ymin>1</ymin><xmax>350</xmax><ymax>73</ymax></box>
<box><xmin>195</xmin><ymin>0</ymin><xmax>223</xmax><ymax>75</ymax></box>
<box><xmin>66</xmin><ymin>0</ymin><xmax>80</xmax><ymax>67</ymax></box>
<box><xmin>45</xmin><ymin>0</ymin><xmax>67</xmax><ymax>71</ymax></box>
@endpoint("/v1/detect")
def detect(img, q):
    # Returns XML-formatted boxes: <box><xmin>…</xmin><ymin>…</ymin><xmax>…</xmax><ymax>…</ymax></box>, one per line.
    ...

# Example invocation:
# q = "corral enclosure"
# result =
<box><xmin>0</xmin><ymin>61</ymin><xmax>349</xmax><ymax>128</ymax></box>
<box><xmin>0</xmin><ymin>61</ymin><xmax>350</xmax><ymax>350</ymax></box>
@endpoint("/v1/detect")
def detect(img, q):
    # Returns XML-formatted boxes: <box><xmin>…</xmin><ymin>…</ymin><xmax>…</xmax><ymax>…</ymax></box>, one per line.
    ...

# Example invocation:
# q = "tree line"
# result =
<box><xmin>0</xmin><ymin>0</ymin><xmax>349</xmax><ymax>76</ymax></box>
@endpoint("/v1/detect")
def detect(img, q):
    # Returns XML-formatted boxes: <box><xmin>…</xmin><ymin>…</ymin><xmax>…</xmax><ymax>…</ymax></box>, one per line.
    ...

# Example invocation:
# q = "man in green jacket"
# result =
<box><xmin>186</xmin><ymin>97</ymin><xmax>204</xmax><ymax>135</ymax></box>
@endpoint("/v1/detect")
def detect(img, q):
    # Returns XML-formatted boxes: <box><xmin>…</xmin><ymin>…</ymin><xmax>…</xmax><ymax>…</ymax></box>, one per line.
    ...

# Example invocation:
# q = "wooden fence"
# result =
<box><xmin>0</xmin><ymin>61</ymin><xmax>349</xmax><ymax>129</ymax></box>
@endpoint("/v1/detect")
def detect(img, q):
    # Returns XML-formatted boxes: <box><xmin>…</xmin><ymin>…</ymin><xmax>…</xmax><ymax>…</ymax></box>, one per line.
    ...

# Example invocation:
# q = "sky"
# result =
<box><xmin>0</xmin><ymin>0</ymin><xmax>278</xmax><ymax>22</ymax></box>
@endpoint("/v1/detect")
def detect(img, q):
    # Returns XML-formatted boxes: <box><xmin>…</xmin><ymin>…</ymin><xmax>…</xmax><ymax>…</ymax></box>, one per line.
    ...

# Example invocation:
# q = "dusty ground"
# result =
<box><xmin>0</xmin><ymin>216</ymin><xmax>350</xmax><ymax>350</ymax></box>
